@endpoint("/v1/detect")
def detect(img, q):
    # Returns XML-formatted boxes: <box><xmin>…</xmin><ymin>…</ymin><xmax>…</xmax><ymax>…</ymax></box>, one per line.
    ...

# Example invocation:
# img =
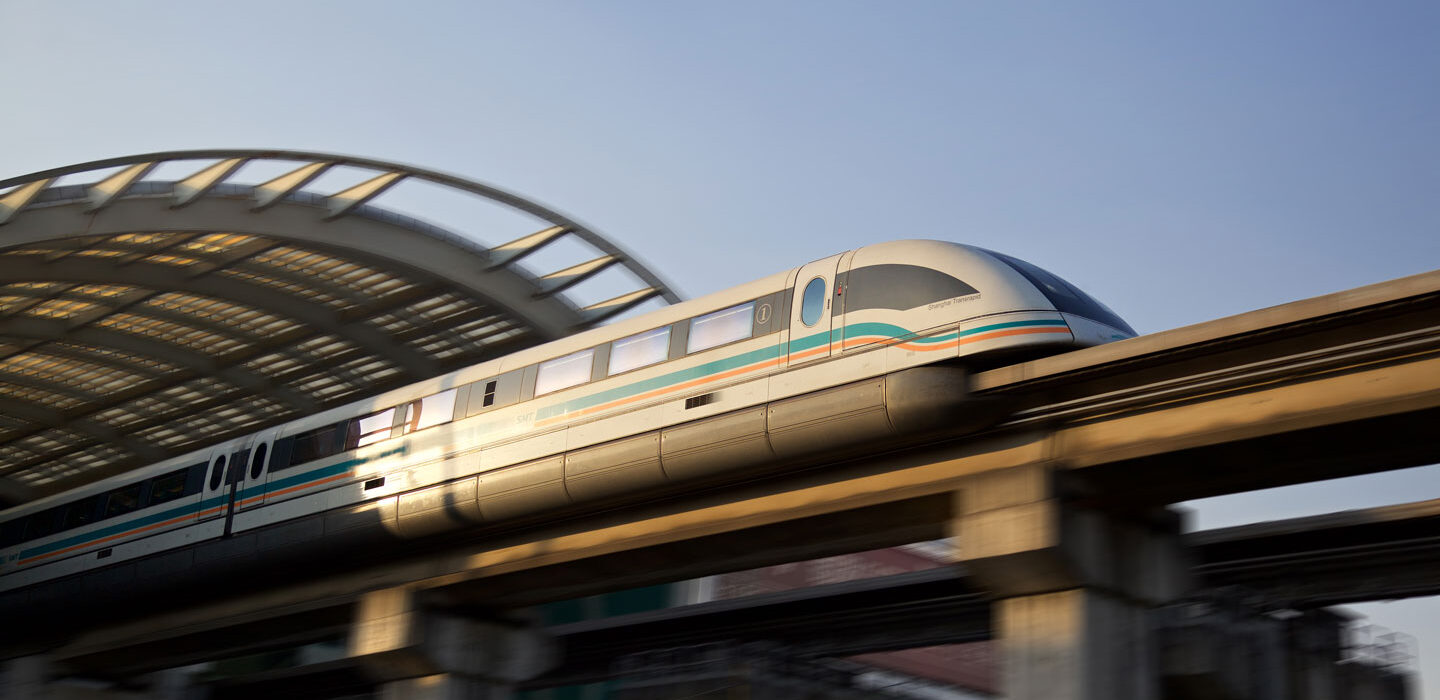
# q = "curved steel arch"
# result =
<box><xmin>0</xmin><ymin>150</ymin><xmax>681</xmax><ymax>312</ymax></box>
<box><xmin>0</xmin><ymin>151</ymin><xmax>682</xmax><ymax>501</ymax></box>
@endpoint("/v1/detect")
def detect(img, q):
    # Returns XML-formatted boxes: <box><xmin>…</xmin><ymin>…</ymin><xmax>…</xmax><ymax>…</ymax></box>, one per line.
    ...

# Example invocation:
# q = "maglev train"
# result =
<box><xmin>0</xmin><ymin>240</ymin><xmax>1134</xmax><ymax>626</ymax></box>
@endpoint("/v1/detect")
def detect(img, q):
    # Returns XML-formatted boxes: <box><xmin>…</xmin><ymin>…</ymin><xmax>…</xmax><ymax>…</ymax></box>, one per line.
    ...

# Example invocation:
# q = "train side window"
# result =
<box><xmin>24</xmin><ymin>509</ymin><xmax>61</xmax><ymax>541</ymax></box>
<box><xmin>287</xmin><ymin>423</ymin><xmax>345</xmax><ymax>466</ymax></box>
<box><xmin>482</xmin><ymin>381</ymin><xmax>497</xmax><ymax>407</ymax></box>
<box><xmin>269</xmin><ymin>438</ymin><xmax>295</xmax><ymax>472</ymax></box>
<box><xmin>60</xmin><ymin>496</ymin><xmax>100</xmax><ymax>530</ymax></box>
<box><xmin>347</xmin><ymin>408</ymin><xmax>397</xmax><ymax>449</ymax></box>
<box><xmin>249</xmin><ymin>444</ymin><xmax>269</xmax><ymax>480</ymax></box>
<box><xmin>535</xmin><ymin>348</ymin><xmax>596</xmax><ymax>396</ymax></box>
<box><xmin>609</xmin><ymin>327</ymin><xmax>670</xmax><ymax>375</ymax></box>
<box><xmin>403</xmin><ymin>389</ymin><xmax>458</xmax><ymax>434</ymax></box>
<box><xmin>800</xmin><ymin>277</ymin><xmax>827</xmax><ymax>327</ymax></box>
<box><xmin>185</xmin><ymin>462</ymin><xmax>208</xmax><ymax>495</ymax></box>
<box><xmin>687</xmin><ymin>302</ymin><xmax>755</xmax><ymax>354</ymax></box>
<box><xmin>103</xmin><ymin>483</ymin><xmax>144</xmax><ymax>519</ymax></box>
<box><xmin>209</xmin><ymin>456</ymin><xmax>227</xmax><ymax>490</ymax></box>
<box><xmin>149</xmin><ymin>469</ymin><xmax>189</xmax><ymax>507</ymax></box>
<box><xmin>0</xmin><ymin>519</ymin><xmax>23</xmax><ymax>548</ymax></box>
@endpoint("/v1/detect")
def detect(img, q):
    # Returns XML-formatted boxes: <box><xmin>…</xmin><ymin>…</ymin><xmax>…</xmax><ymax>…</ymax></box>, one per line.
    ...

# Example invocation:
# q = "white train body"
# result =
<box><xmin>0</xmin><ymin>241</ymin><xmax>1134</xmax><ymax>616</ymax></box>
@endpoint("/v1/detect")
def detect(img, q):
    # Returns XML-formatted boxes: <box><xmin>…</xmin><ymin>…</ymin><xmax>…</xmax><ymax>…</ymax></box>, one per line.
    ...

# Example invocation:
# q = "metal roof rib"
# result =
<box><xmin>0</xmin><ymin>151</ymin><xmax>680</xmax><ymax>503</ymax></box>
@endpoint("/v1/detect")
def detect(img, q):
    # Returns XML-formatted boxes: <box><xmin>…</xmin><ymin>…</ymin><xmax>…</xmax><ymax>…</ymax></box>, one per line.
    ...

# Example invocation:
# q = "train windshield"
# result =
<box><xmin>985</xmin><ymin>251</ymin><xmax>1135</xmax><ymax>335</ymax></box>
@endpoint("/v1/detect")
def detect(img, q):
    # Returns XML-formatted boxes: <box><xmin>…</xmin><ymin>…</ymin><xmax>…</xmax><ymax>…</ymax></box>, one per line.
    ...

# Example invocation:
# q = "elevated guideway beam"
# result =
<box><xmin>32</xmin><ymin>496</ymin><xmax>1440</xmax><ymax>681</ymax></box>
<box><xmin>528</xmin><ymin>497</ymin><xmax>1440</xmax><ymax>687</ymax></box>
<box><xmin>1193</xmin><ymin>497</ymin><xmax>1440</xmax><ymax>608</ymax></box>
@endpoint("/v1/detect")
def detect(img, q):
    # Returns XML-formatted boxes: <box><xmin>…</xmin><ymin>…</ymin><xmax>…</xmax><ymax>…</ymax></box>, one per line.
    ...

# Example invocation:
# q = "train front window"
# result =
<box><xmin>986</xmin><ymin>251</ymin><xmax>1135</xmax><ymax>335</ymax></box>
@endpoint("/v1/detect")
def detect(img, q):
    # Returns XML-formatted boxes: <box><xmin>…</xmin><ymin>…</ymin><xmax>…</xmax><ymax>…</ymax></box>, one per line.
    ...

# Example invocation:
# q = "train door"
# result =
<box><xmin>200</xmin><ymin>443</ymin><xmax>237</xmax><ymax>522</ymax></box>
<box><xmin>237</xmin><ymin>428</ymin><xmax>279</xmax><ymax>512</ymax></box>
<box><xmin>787</xmin><ymin>252</ymin><xmax>851</xmax><ymax>367</ymax></box>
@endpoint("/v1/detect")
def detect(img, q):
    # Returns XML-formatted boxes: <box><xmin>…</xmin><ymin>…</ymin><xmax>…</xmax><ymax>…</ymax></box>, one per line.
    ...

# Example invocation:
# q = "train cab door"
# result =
<box><xmin>787</xmin><ymin>252</ymin><xmax>852</xmax><ymax>367</ymax></box>
<box><xmin>236</xmin><ymin>428</ymin><xmax>279</xmax><ymax>512</ymax></box>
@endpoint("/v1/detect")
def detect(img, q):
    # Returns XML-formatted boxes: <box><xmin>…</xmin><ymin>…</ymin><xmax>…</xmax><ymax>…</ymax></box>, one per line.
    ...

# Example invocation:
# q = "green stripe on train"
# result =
<box><xmin>537</xmin><ymin>318</ymin><xmax>1064</xmax><ymax>420</ymax></box>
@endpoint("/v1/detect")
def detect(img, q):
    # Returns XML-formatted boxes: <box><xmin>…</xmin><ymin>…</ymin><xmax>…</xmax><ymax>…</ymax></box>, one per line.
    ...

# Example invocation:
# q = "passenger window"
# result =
<box><xmin>800</xmin><ymin>277</ymin><xmax>826</xmax><ymax>326</ymax></box>
<box><xmin>403</xmin><ymin>389</ymin><xmax>459</xmax><ymax>433</ymax></box>
<box><xmin>61</xmin><ymin>496</ymin><xmax>100</xmax><ymax>529</ymax></box>
<box><xmin>289</xmin><ymin>424</ymin><xmax>344</xmax><ymax>466</ymax></box>
<box><xmin>609</xmin><ymin>327</ymin><xmax>671</xmax><ymax>375</ymax></box>
<box><xmin>0</xmin><ymin>519</ymin><xmax>23</xmax><ymax>548</ymax></box>
<box><xmin>150</xmin><ymin>469</ymin><xmax>189</xmax><ymax>505</ymax></box>
<box><xmin>687</xmin><ymin>302</ymin><xmax>755</xmax><ymax>354</ymax></box>
<box><xmin>535</xmin><ymin>348</ymin><xmax>596</xmax><ymax>395</ymax></box>
<box><xmin>269</xmin><ymin>437</ymin><xmax>295</xmax><ymax>471</ymax></box>
<box><xmin>25</xmin><ymin>509</ymin><xmax>61</xmax><ymax>540</ymax></box>
<box><xmin>103</xmin><ymin>484</ymin><xmax>144</xmax><ymax>518</ymax></box>
<box><xmin>481</xmin><ymin>380</ymin><xmax>497</xmax><ymax>407</ymax></box>
<box><xmin>348</xmin><ymin>408</ymin><xmax>397</xmax><ymax>449</ymax></box>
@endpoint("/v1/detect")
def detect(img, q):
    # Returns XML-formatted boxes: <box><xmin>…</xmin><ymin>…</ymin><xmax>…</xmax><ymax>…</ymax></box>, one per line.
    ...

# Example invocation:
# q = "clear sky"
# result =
<box><xmin>3</xmin><ymin>1</ymin><xmax>1437</xmax><ymax>694</ymax></box>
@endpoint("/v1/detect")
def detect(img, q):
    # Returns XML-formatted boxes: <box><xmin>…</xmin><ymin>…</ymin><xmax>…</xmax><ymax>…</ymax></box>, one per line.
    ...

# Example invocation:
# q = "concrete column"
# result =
<box><xmin>349</xmin><ymin>587</ymin><xmax>557</xmax><ymax>700</ymax></box>
<box><xmin>1156</xmin><ymin>597</ymin><xmax>1291</xmax><ymax>700</ymax></box>
<box><xmin>1286</xmin><ymin>610</ymin><xmax>1346</xmax><ymax>700</ymax></box>
<box><xmin>953</xmin><ymin>465</ymin><xmax>1190</xmax><ymax>700</ymax></box>
<box><xmin>998</xmin><ymin>589</ymin><xmax>1153</xmax><ymax>700</ymax></box>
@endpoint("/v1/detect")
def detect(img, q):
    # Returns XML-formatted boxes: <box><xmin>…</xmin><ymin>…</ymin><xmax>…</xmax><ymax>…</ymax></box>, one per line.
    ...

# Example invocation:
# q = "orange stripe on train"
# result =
<box><xmin>19</xmin><ymin>510</ymin><xmax>202</xmax><ymax>565</ymax></box>
<box><xmin>844</xmin><ymin>326</ymin><xmax>1069</xmax><ymax>352</ymax></box>
<box><xmin>237</xmin><ymin>471</ymin><xmax>352</xmax><ymax>508</ymax></box>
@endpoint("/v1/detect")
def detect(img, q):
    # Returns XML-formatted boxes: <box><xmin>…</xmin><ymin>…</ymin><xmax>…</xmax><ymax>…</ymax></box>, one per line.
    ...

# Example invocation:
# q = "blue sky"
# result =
<box><xmin>3</xmin><ymin>0</ymin><xmax>1437</xmax><ymax>693</ymax></box>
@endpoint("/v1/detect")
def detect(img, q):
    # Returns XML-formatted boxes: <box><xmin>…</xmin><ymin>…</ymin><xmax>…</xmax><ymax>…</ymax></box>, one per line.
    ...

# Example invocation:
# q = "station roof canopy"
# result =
<box><xmin>0</xmin><ymin>150</ymin><xmax>680</xmax><ymax>507</ymax></box>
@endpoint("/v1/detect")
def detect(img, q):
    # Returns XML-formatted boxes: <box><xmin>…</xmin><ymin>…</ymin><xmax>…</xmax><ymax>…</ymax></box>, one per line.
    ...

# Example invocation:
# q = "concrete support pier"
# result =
<box><xmin>954</xmin><ymin>465</ymin><xmax>1190</xmax><ymax>700</ymax></box>
<box><xmin>351</xmin><ymin>587</ymin><xmax>557</xmax><ymax>700</ymax></box>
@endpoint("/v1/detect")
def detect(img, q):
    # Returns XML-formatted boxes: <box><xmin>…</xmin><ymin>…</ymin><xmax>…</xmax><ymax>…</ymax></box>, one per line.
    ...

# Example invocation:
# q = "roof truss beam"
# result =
<box><xmin>0</xmin><ymin>256</ymin><xmax>438</xmax><ymax>377</ymax></box>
